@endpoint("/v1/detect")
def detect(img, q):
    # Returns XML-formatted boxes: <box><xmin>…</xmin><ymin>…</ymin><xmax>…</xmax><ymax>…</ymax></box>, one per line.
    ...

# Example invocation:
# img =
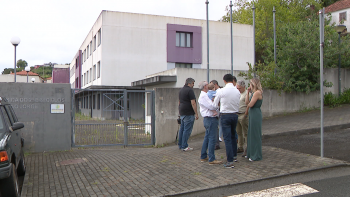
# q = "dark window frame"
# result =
<box><xmin>176</xmin><ymin>32</ymin><xmax>192</xmax><ymax>48</ymax></box>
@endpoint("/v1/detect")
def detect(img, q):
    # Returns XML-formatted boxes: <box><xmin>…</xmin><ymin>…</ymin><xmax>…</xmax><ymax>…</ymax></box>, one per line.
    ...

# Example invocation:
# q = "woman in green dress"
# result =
<box><xmin>244</xmin><ymin>78</ymin><xmax>263</xmax><ymax>161</ymax></box>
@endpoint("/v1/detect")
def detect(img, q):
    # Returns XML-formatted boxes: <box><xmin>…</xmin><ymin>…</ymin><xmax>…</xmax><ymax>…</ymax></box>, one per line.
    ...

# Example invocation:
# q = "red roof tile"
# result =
<box><xmin>325</xmin><ymin>0</ymin><xmax>350</xmax><ymax>13</ymax></box>
<box><xmin>10</xmin><ymin>70</ymin><xmax>39</xmax><ymax>76</ymax></box>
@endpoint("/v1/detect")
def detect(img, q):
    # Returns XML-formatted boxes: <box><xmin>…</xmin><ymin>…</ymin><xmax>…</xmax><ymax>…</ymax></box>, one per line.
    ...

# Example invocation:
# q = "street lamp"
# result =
<box><xmin>25</xmin><ymin>66</ymin><xmax>30</xmax><ymax>83</ymax></box>
<box><xmin>31</xmin><ymin>78</ymin><xmax>35</xmax><ymax>83</ymax></box>
<box><xmin>10</xmin><ymin>36</ymin><xmax>21</xmax><ymax>82</ymax></box>
<box><xmin>335</xmin><ymin>24</ymin><xmax>346</xmax><ymax>96</ymax></box>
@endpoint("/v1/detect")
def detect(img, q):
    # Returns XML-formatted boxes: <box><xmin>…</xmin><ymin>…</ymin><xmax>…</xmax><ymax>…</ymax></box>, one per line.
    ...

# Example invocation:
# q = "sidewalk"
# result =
<box><xmin>21</xmin><ymin>105</ymin><xmax>350</xmax><ymax>197</ymax></box>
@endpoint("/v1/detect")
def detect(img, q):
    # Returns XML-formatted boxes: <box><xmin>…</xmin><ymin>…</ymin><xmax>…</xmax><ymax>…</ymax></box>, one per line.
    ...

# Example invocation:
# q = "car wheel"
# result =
<box><xmin>0</xmin><ymin>163</ymin><xmax>20</xmax><ymax>197</ymax></box>
<box><xmin>17</xmin><ymin>151</ymin><xmax>26</xmax><ymax>176</ymax></box>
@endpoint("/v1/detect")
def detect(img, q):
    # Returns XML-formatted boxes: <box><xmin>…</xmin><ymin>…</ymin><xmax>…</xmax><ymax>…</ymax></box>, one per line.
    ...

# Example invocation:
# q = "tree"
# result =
<box><xmin>221</xmin><ymin>0</ymin><xmax>322</xmax><ymax>63</ymax></box>
<box><xmin>16</xmin><ymin>59</ymin><xmax>27</xmax><ymax>68</ymax></box>
<box><xmin>243</xmin><ymin>14</ymin><xmax>350</xmax><ymax>93</ymax></box>
<box><xmin>322</xmin><ymin>0</ymin><xmax>340</xmax><ymax>7</ymax></box>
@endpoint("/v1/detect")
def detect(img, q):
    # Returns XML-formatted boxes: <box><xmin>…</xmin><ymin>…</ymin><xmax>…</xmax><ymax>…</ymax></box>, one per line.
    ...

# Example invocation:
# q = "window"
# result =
<box><xmin>97</xmin><ymin>61</ymin><xmax>100</xmax><ymax>78</ymax></box>
<box><xmin>90</xmin><ymin>68</ymin><xmax>92</xmax><ymax>82</ymax></box>
<box><xmin>93</xmin><ymin>65</ymin><xmax>96</xmax><ymax>80</ymax></box>
<box><xmin>1</xmin><ymin>107</ymin><xmax>12</xmax><ymax>128</ymax></box>
<box><xmin>81</xmin><ymin>75</ymin><xmax>83</xmax><ymax>86</ymax></box>
<box><xmin>87</xmin><ymin>70</ymin><xmax>89</xmax><ymax>83</ymax></box>
<box><xmin>340</xmin><ymin>12</ymin><xmax>347</xmax><ymax>23</ymax></box>
<box><xmin>93</xmin><ymin>35</ymin><xmax>96</xmax><ymax>51</ymax></box>
<box><xmin>176</xmin><ymin>32</ymin><xmax>192</xmax><ymax>47</ymax></box>
<box><xmin>175</xmin><ymin>63</ymin><xmax>192</xmax><ymax>68</ymax></box>
<box><xmin>90</xmin><ymin>41</ymin><xmax>92</xmax><ymax>55</ymax></box>
<box><xmin>84</xmin><ymin>73</ymin><xmax>86</xmax><ymax>85</ymax></box>
<box><xmin>98</xmin><ymin>29</ymin><xmax>101</xmax><ymax>46</ymax></box>
<box><xmin>87</xmin><ymin>45</ymin><xmax>89</xmax><ymax>59</ymax></box>
<box><xmin>84</xmin><ymin>49</ymin><xmax>86</xmax><ymax>62</ymax></box>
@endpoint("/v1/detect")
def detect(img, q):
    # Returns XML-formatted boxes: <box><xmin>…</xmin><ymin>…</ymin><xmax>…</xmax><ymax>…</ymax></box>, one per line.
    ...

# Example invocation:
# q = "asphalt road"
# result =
<box><xmin>263</xmin><ymin>127</ymin><xmax>350</xmax><ymax>162</ymax></box>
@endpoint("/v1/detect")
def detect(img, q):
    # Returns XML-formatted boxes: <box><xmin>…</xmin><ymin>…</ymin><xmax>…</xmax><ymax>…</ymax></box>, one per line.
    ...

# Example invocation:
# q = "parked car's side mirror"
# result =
<box><xmin>10</xmin><ymin>122</ymin><xmax>24</xmax><ymax>131</ymax></box>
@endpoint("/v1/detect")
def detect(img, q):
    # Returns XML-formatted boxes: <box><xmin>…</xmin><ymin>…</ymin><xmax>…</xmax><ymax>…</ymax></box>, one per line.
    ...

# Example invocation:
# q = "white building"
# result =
<box><xmin>69</xmin><ymin>10</ymin><xmax>254</xmax><ymax>89</ymax></box>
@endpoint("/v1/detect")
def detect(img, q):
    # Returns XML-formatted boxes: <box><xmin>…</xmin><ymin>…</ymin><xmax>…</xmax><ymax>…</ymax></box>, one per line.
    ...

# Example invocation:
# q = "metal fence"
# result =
<box><xmin>71</xmin><ymin>89</ymin><xmax>155</xmax><ymax>147</ymax></box>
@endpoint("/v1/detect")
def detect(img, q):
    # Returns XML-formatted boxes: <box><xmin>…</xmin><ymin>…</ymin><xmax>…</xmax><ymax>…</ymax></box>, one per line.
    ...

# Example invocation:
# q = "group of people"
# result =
<box><xmin>177</xmin><ymin>74</ymin><xmax>263</xmax><ymax>168</ymax></box>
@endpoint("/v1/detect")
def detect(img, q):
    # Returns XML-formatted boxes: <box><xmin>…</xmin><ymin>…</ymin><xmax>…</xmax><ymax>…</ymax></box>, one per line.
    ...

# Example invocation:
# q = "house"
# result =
<box><xmin>326</xmin><ymin>0</ymin><xmax>350</xmax><ymax>29</ymax></box>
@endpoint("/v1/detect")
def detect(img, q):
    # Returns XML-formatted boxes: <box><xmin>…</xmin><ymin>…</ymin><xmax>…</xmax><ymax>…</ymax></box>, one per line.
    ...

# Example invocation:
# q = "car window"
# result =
<box><xmin>0</xmin><ymin>107</ymin><xmax>12</xmax><ymax>129</ymax></box>
<box><xmin>0</xmin><ymin>107</ymin><xmax>6</xmax><ymax>134</ymax></box>
<box><xmin>4</xmin><ymin>105</ymin><xmax>14</xmax><ymax>125</ymax></box>
<box><xmin>6</xmin><ymin>105</ymin><xmax>18</xmax><ymax>123</ymax></box>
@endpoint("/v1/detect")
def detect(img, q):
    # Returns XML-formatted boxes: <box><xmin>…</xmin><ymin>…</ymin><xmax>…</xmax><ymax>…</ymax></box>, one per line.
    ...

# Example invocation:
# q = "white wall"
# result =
<box><xmin>145</xmin><ymin>68</ymin><xmax>249</xmax><ymax>89</ymax></box>
<box><xmin>0</xmin><ymin>74</ymin><xmax>43</xmax><ymax>83</ymax></box>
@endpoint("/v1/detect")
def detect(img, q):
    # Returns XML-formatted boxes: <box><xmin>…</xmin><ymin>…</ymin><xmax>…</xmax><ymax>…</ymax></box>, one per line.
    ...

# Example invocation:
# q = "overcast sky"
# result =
<box><xmin>0</xmin><ymin>0</ymin><xmax>231</xmax><ymax>73</ymax></box>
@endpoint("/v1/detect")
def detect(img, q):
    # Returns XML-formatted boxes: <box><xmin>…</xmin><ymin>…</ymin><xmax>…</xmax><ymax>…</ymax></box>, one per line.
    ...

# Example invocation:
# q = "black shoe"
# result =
<box><xmin>237</xmin><ymin>147</ymin><xmax>244</xmax><ymax>153</ymax></box>
<box><xmin>215</xmin><ymin>146</ymin><xmax>220</xmax><ymax>150</ymax></box>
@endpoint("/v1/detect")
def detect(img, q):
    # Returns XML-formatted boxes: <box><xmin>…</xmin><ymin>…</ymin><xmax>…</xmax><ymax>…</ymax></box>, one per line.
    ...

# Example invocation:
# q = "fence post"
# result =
<box><xmin>151</xmin><ymin>90</ymin><xmax>156</xmax><ymax>145</ymax></box>
<box><xmin>71</xmin><ymin>89</ymin><xmax>76</xmax><ymax>147</ymax></box>
<box><xmin>123</xmin><ymin>89</ymin><xmax>128</xmax><ymax>147</ymax></box>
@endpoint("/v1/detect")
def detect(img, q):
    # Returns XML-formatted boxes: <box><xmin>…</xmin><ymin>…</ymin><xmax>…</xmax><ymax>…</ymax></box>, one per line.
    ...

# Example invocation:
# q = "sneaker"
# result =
<box><xmin>183</xmin><ymin>147</ymin><xmax>193</xmax><ymax>151</ymax></box>
<box><xmin>209</xmin><ymin>160</ymin><xmax>223</xmax><ymax>165</ymax></box>
<box><xmin>219</xmin><ymin>137</ymin><xmax>222</xmax><ymax>142</ymax></box>
<box><xmin>249</xmin><ymin>158</ymin><xmax>254</xmax><ymax>162</ymax></box>
<box><xmin>201</xmin><ymin>157</ymin><xmax>209</xmax><ymax>162</ymax></box>
<box><xmin>215</xmin><ymin>146</ymin><xmax>220</xmax><ymax>150</ymax></box>
<box><xmin>233</xmin><ymin>157</ymin><xmax>238</xmax><ymax>162</ymax></box>
<box><xmin>237</xmin><ymin>147</ymin><xmax>244</xmax><ymax>153</ymax></box>
<box><xmin>223</xmin><ymin>162</ymin><xmax>235</xmax><ymax>168</ymax></box>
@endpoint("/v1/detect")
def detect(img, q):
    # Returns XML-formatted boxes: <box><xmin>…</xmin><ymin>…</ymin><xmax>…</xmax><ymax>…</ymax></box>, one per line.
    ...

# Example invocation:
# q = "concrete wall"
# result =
<box><xmin>324</xmin><ymin>68</ymin><xmax>350</xmax><ymax>94</ymax></box>
<box><xmin>153</xmin><ymin>88</ymin><xmax>318</xmax><ymax>146</ymax></box>
<box><xmin>0</xmin><ymin>83</ymin><xmax>71</xmax><ymax>152</ymax></box>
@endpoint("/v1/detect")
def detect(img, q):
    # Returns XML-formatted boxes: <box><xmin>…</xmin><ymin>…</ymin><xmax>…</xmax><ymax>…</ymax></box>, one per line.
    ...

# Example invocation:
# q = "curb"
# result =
<box><xmin>262</xmin><ymin>123</ymin><xmax>350</xmax><ymax>139</ymax></box>
<box><xmin>165</xmin><ymin>163</ymin><xmax>350</xmax><ymax>197</ymax></box>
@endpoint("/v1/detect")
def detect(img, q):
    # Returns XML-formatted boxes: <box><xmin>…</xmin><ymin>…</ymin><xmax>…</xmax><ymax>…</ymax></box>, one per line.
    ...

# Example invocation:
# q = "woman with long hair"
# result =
<box><xmin>244</xmin><ymin>77</ymin><xmax>263</xmax><ymax>161</ymax></box>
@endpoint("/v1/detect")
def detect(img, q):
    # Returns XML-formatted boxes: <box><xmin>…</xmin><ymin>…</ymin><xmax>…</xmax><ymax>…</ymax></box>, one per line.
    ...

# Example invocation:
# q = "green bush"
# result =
<box><xmin>324</xmin><ymin>88</ymin><xmax>350</xmax><ymax>107</ymax></box>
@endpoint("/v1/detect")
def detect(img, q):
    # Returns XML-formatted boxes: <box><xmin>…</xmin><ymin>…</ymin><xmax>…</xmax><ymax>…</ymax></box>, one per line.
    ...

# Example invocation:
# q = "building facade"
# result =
<box><xmin>69</xmin><ymin>10</ymin><xmax>254</xmax><ymax>89</ymax></box>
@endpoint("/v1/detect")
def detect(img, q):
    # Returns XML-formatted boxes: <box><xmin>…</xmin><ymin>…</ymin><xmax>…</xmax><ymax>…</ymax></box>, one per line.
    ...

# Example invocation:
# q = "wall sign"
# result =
<box><xmin>51</xmin><ymin>104</ymin><xmax>65</xmax><ymax>114</ymax></box>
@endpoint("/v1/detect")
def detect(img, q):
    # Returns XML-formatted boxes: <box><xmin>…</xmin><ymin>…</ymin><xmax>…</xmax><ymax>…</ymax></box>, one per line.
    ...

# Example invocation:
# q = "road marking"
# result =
<box><xmin>229</xmin><ymin>183</ymin><xmax>319</xmax><ymax>197</ymax></box>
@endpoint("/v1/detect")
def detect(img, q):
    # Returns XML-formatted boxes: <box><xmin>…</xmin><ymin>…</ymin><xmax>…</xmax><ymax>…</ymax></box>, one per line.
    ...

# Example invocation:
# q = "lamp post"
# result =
<box><xmin>335</xmin><ymin>24</ymin><xmax>346</xmax><ymax>97</ymax></box>
<box><xmin>252</xmin><ymin>2</ymin><xmax>256</xmax><ymax>77</ymax></box>
<box><xmin>31</xmin><ymin>78</ymin><xmax>35</xmax><ymax>83</ymax></box>
<box><xmin>230</xmin><ymin>1</ymin><xmax>233</xmax><ymax>75</ymax></box>
<box><xmin>273</xmin><ymin>6</ymin><xmax>277</xmax><ymax>75</ymax></box>
<box><xmin>25</xmin><ymin>66</ymin><xmax>30</xmax><ymax>83</ymax></box>
<box><xmin>10</xmin><ymin>37</ymin><xmax>21</xmax><ymax>82</ymax></box>
<box><xmin>205</xmin><ymin>0</ymin><xmax>209</xmax><ymax>82</ymax></box>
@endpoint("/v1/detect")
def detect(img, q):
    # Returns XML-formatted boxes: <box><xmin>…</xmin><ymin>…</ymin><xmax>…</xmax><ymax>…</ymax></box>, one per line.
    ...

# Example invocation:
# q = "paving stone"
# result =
<box><xmin>21</xmin><ymin>105</ymin><xmax>350</xmax><ymax>197</ymax></box>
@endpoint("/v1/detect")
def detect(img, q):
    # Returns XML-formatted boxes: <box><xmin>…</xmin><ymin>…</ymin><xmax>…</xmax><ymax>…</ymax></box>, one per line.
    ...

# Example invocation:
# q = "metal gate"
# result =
<box><xmin>71</xmin><ymin>89</ymin><xmax>155</xmax><ymax>147</ymax></box>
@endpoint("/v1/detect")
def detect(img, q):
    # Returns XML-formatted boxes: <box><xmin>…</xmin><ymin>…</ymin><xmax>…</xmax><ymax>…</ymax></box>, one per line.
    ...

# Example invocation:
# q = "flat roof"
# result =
<box><xmin>131</xmin><ymin>75</ymin><xmax>177</xmax><ymax>87</ymax></box>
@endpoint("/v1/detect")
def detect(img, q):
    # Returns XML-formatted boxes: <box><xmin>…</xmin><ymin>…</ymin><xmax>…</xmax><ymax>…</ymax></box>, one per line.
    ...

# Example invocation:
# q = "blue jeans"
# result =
<box><xmin>219</xmin><ymin>118</ymin><xmax>223</xmax><ymax>138</ymax></box>
<box><xmin>220</xmin><ymin>113</ymin><xmax>238</xmax><ymax>162</ymax></box>
<box><xmin>201</xmin><ymin>117</ymin><xmax>219</xmax><ymax>162</ymax></box>
<box><xmin>178</xmin><ymin>115</ymin><xmax>195</xmax><ymax>149</ymax></box>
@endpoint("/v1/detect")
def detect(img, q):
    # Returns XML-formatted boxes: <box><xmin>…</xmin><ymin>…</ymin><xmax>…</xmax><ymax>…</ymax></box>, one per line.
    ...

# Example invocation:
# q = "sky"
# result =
<box><xmin>0</xmin><ymin>0</ymin><xmax>232</xmax><ymax>73</ymax></box>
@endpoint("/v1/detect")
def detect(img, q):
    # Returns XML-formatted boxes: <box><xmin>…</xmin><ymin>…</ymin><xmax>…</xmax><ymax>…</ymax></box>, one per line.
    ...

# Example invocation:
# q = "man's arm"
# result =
<box><xmin>191</xmin><ymin>99</ymin><xmax>199</xmax><ymax>120</ymax></box>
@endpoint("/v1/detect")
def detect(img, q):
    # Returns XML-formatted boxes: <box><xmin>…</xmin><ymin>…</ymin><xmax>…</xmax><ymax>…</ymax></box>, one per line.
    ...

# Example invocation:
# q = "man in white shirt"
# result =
<box><xmin>198</xmin><ymin>81</ymin><xmax>223</xmax><ymax>165</ymax></box>
<box><xmin>213</xmin><ymin>74</ymin><xmax>241</xmax><ymax>168</ymax></box>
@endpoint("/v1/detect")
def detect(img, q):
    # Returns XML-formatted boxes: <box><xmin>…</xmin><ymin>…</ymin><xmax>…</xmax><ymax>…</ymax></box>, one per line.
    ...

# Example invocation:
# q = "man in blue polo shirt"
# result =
<box><xmin>178</xmin><ymin>78</ymin><xmax>199</xmax><ymax>151</ymax></box>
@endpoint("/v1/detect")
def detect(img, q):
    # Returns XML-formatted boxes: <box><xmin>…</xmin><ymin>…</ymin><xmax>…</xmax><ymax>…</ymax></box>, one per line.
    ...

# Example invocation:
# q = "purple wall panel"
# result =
<box><xmin>167</xmin><ymin>24</ymin><xmax>202</xmax><ymax>64</ymax></box>
<box><xmin>53</xmin><ymin>68</ymin><xmax>70</xmax><ymax>83</ymax></box>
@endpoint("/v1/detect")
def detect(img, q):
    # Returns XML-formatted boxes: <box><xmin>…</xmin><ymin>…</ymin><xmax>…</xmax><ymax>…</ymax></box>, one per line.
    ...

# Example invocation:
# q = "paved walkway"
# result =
<box><xmin>21</xmin><ymin>105</ymin><xmax>350</xmax><ymax>197</ymax></box>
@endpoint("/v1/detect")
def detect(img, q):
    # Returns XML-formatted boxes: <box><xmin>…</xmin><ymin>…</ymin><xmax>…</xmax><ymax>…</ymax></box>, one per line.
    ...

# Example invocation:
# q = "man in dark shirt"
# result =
<box><xmin>178</xmin><ymin>78</ymin><xmax>199</xmax><ymax>151</ymax></box>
